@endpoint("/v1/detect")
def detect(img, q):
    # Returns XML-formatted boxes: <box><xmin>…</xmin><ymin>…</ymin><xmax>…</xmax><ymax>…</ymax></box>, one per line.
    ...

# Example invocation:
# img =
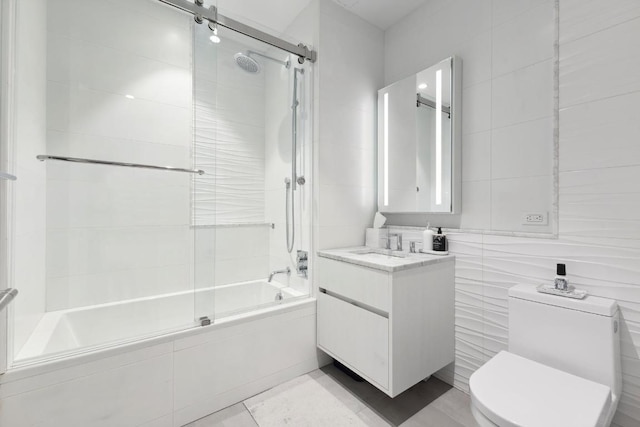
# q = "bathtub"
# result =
<box><xmin>15</xmin><ymin>279</ymin><xmax>306</xmax><ymax>363</ymax></box>
<box><xmin>2</xmin><ymin>280</ymin><xmax>319</xmax><ymax>427</ymax></box>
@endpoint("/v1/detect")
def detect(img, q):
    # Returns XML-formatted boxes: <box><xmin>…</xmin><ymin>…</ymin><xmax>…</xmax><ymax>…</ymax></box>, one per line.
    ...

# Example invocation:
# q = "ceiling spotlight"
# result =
<box><xmin>209</xmin><ymin>34</ymin><xmax>221</xmax><ymax>43</ymax></box>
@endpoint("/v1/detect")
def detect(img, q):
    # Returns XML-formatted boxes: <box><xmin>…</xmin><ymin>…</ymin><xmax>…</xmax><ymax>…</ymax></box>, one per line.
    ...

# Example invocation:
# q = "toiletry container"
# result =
<box><xmin>433</xmin><ymin>227</ymin><xmax>448</xmax><ymax>252</ymax></box>
<box><xmin>422</xmin><ymin>227</ymin><xmax>434</xmax><ymax>252</ymax></box>
<box><xmin>555</xmin><ymin>263</ymin><xmax>568</xmax><ymax>290</ymax></box>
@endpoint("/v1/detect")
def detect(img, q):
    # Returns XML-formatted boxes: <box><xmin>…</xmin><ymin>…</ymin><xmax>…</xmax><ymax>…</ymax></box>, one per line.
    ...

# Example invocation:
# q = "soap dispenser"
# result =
<box><xmin>433</xmin><ymin>227</ymin><xmax>448</xmax><ymax>252</ymax></box>
<box><xmin>422</xmin><ymin>222</ymin><xmax>434</xmax><ymax>252</ymax></box>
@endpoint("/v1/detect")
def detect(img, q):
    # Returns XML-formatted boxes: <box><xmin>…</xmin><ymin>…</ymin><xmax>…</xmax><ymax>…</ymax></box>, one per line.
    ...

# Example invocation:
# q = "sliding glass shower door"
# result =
<box><xmin>3</xmin><ymin>0</ymin><xmax>208</xmax><ymax>365</ymax></box>
<box><xmin>1</xmin><ymin>0</ymin><xmax>313</xmax><ymax>367</ymax></box>
<box><xmin>192</xmin><ymin>19</ymin><xmax>313</xmax><ymax>321</ymax></box>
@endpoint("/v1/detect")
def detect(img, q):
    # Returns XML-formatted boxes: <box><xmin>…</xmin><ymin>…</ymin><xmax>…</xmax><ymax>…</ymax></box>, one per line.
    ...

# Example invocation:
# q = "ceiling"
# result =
<box><xmin>213</xmin><ymin>0</ymin><xmax>428</xmax><ymax>33</ymax></box>
<box><xmin>215</xmin><ymin>0</ymin><xmax>313</xmax><ymax>33</ymax></box>
<box><xmin>331</xmin><ymin>0</ymin><xmax>428</xmax><ymax>30</ymax></box>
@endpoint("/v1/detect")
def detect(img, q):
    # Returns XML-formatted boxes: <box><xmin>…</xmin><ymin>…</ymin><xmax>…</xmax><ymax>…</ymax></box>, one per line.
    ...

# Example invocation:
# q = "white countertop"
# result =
<box><xmin>317</xmin><ymin>246</ymin><xmax>455</xmax><ymax>272</ymax></box>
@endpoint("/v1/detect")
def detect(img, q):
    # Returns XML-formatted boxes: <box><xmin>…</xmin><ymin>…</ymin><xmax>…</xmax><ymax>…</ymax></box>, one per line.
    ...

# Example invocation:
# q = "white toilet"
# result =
<box><xmin>469</xmin><ymin>284</ymin><xmax>621</xmax><ymax>427</ymax></box>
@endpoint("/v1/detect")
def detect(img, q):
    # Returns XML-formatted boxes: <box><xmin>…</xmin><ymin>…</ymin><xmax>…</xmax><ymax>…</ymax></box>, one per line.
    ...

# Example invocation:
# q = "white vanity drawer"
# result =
<box><xmin>317</xmin><ymin>257</ymin><xmax>390</xmax><ymax>313</ymax></box>
<box><xmin>317</xmin><ymin>292</ymin><xmax>389</xmax><ymax>389</ymax></box>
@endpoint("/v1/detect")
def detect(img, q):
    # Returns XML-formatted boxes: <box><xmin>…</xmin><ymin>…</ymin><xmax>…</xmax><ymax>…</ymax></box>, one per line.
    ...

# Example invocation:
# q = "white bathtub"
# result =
<box><xmin>16</xmin><ymin>280</ymin><xmax>305</xmax><ymax>363</ymax></box>
<box><xmin>2</xmin><ymin>288</ymin><xmax>319</xmax><ymax>427</ymax></box>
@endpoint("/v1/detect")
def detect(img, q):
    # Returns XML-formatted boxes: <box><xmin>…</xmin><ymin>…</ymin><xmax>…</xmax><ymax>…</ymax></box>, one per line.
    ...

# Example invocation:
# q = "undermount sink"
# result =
<box><xmin>349</xmin><ymin>248</ymin><xmax>406</xmax><ymax>259</ymax></box>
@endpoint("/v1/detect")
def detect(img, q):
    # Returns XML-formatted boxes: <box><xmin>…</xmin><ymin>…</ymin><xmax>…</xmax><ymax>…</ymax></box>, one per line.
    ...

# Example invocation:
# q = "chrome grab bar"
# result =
<box><xmin>0</xmin><ymin>288</ymin><xmax>18</xmax><ymax>313</ymax></box>
<box><xmin>36</xmin><ymin>155</ymin><xmax>205</xmax><ymax>175</ymax></box>
<box><xmin>0</xmin><ymin>172</ymin><xmax>17</xmax><ymax>181</ymax></box>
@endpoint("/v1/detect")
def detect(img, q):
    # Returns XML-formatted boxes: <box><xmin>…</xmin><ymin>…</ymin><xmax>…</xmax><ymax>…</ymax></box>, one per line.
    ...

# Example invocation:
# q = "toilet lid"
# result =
<box><xmin>470</xmin><ymin>351</ymin><xmax>612</xmax><ymax>427</ymax></box>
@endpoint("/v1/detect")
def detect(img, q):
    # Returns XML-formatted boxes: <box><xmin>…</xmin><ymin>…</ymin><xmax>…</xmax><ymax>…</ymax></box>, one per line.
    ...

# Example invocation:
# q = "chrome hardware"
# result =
<box><xmin>156</xmin><ymin>1</ymin><xmax>316</xmax><ymax>64</ymax></box>
<box><xmin>297</xmin><ymin>250</ymin><xmax>308</xmax><ymax>278</ymax></box>
<box><xmin>37</xmin><ymin>155</ymin><xmax>205</xmax><ymax>175</ymax></box>
<box><xmin>296</xmin><ymin>176</ymin><xmax>306</xmax><ymax>186</ymax></box>
<box><xmin>387</xmin><ymin>233</ymin><xmax>402</xmax><ymax>251</ymax></box>
<box><xmin>268</xmin><ymin>267</ymin><xmax>291</xmax><ymax>283</ymax></box>
<box><xmin>409</xmin><ymin>241</ymin><xmax>417</xmax><ymax>253</ymax></box>
<box><xmin>199</xmin><ymin>316</ymin><xmax>211</xmax><ymax>326</ymax></box>
<box><xmin>554</xmin><ymin>277</ymin><xmax>568</xmax><ymax>291</ymax></box>
<box><xmin>0</xmin><ymin>172</ymin><xmax>17</xmax><ymax>181</ymax></box>
<box><xmin>0</xmin><ymin>288</ymin><xmax>18</xmax><ymax>312</ymax></box>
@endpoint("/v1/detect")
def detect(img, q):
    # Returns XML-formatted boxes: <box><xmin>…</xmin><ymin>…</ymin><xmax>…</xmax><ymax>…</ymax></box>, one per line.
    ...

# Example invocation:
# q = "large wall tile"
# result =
<box><xmin>492</xmin><ymin>2</ymin><xmax>555</xmax><ymax>77</ymax></box>
<box><xmin>560</xmin><ymin>16</ymin><xmax>640</xmax><ymax>109</ymax></box>
<box><xmin>560</xmin><ymin>91</ymin><xmax>640</xmax><ymax>172</ymax></box>
<box><xmin>459</xmin><ymin>180</ymin><xmax>491</xmax><ymax>230</ymax></box>
<box><xmin>491</xmin><ymin>117</ymin><xmax>554</xmax><ymax>180</ymax></box>
<box><xmin>560</xmin><ymin>0</ymin><xmax>640</xmax><ymax>44</ymax></box>
<box><xmin>560</xmin><ymin>166</ymin><xmax>640</xmax><ymax>240</ymax></box>
<box><xmin>462</xmin><ymin>131</ymin><xmax>491</xmax><ymax>182</ymax></box>
<box><xmin>462</xmin><ymin>81</ymin><xmax>492</xmax><ymax>135</ymax></box>
<box><xmin>491</xmin><ymin>59</ymin><xmax>554</xmax><ymax>129</ymax></box>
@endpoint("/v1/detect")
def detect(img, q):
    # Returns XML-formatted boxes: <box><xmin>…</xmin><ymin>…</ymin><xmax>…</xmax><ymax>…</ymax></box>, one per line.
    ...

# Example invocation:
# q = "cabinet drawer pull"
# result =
<box><xmin>319</xmin><ymin>288</ymin><xmax>388</xmax><ymax>318</ymax></box>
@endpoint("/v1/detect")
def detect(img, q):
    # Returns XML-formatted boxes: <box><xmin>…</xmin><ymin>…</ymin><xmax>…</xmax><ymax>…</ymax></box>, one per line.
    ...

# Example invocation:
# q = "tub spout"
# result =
<box><xmin>269</xmin><ymin>267</ymin><xmax>291</xmax><ymax>283</ymax></box>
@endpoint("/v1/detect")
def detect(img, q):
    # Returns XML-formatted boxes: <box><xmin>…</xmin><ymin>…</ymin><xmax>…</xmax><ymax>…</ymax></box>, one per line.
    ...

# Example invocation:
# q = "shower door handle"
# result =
<box><xmin>0</xmin><ymin>289</ymin><xmax>18</xmax><ymax>313</ymax></box>
<box><xmin>0</xmin><ymin>172</ymin><xmax>17</xmax><ymax>181</ymax></box>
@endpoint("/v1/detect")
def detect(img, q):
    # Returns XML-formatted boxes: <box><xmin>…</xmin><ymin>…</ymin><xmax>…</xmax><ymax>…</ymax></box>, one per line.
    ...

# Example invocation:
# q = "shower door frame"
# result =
<box><xmin>0</xmin><ymin>0</ymin><xmax>17</xmax><ymax>375</ymax></box>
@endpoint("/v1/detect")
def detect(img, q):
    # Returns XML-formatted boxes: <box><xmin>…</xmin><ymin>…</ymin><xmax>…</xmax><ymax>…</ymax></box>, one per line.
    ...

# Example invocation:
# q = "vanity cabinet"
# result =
<box><xmin>316</xmin><ymin>251</ymin><xmax>455</xmax><ymax>397</ymax></box>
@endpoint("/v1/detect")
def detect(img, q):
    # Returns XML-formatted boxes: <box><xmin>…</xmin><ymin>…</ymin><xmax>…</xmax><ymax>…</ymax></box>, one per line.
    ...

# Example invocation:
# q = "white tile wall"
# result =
<box><xmin>384</xmin><ymin>1</ymin><xmax>640</xmax><ymax>425</ymax></box>
<box><xmin>315</xmin><ymin>0</ymin><xmax>383</xmax><ymax>251</ymax></box>
<box><xmin>385</xmin><ymin>0</ymin><xmax>556</xmax><ymax>234</ymax></box>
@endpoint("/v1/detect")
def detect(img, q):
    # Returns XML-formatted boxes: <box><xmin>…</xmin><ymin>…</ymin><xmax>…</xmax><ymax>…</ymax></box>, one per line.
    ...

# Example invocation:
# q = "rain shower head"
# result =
<box><xmin>234</xmin><ymin>50</ymin><xmax>291</xmax><ymax>74</ymax></box>
<box><xmin>234</xmin><ymin>52</ymin><xmax>261</xmax><ymax>73</ymax></box>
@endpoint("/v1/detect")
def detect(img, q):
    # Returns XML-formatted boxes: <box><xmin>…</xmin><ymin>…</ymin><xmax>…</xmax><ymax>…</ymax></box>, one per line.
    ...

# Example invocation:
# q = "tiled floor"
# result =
<box><xmin>185</xmin><ymin>364</ymin><xmax>477</xmax><ymax>426</ymax></box>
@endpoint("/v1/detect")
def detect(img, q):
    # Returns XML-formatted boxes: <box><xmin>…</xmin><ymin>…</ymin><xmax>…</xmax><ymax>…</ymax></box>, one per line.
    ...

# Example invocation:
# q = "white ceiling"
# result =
<box><xmin>214</xmin><ymin>0</ymin><xmax>428</xmax><ymax>33</ymax></box>
<box><xmin>216</xmin><ymin>0</ymin><xmax>313</xmax><ymax>33</ymax></box>
<box><xmin>332</xmin><ymin>0</ymin><xmax>428</xmax><ymax>30</ymax></box>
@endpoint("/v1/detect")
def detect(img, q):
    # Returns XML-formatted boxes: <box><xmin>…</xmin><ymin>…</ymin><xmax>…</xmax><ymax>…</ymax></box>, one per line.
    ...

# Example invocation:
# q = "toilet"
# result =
<box><xmin>469</xmin><ymin>285</ymin><xmax>621</xmax><ymax>427</ymax></box>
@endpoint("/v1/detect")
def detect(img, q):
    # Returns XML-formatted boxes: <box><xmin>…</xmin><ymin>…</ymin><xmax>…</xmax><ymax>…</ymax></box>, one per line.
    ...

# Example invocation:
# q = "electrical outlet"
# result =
<box><xmin>522</xmin><ymin>212</ymin><xmax>548</xmax><ymax>225</ymax></box>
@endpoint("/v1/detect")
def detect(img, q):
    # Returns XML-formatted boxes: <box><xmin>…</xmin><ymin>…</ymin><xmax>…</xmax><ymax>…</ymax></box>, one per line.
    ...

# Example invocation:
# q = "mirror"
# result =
<box><xmin>378</xmin><ymin>57</ymin><xmax>461</xmax><ymax>214</ymax></box>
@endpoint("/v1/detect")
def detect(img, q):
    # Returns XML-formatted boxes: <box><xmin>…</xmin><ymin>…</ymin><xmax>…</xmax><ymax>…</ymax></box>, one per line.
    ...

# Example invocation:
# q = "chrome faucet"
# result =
<box><xmin>387</xmin><ymin>233</ymin><xmax>403</xmax><ymax>251</ymax></box>
<box><xmin>268</xmin><ymin>267</ymin><xmax>291</xmax><ymax>283</ymax></box>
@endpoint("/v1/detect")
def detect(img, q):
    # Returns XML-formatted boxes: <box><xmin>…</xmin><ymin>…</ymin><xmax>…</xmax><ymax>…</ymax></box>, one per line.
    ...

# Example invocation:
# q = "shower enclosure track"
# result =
<box><xmin>36</xmin><ymin>155</ymin><xmax>205</xmax><ymax>175</ymax></box>
<box><xmin>156</xmin><ymin>0</ymin><xmax>316</xmax><ymax>64</ymax></box>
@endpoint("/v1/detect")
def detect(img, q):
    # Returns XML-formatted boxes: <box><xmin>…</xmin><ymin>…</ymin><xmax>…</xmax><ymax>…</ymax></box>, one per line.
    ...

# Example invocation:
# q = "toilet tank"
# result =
<box><xmin>508</xmin><ymin>285</ymin><xmax>621</xmax><ymax>400</ymax></box>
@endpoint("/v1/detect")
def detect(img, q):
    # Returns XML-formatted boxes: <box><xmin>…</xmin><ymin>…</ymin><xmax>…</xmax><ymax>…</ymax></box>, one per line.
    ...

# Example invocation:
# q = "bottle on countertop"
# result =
<box><xmin>433</xmin><ymin>227</ymin><xmax>448</xmax><ymax>252</ymax></box>
<box><xmin>422</xmin><ymin>222</ymin><xmax>434</xmax><ymax>252</ymax></box>
<box><xmin>554</xmin><ymin>263</ymin><xmax>569</xmax><ymax>291</ymax></box>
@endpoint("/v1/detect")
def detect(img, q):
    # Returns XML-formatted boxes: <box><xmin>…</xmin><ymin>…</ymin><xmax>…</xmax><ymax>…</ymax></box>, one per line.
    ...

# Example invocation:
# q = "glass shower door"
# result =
<box><xmin>5</xmin><ymin>0</ymin><xmax>206</xmax><ymax>365</ymax></box>
<box><xmin>192</xmin><ymin>18</ymin><xmax>313</xmax><ymax>322</ymax></box>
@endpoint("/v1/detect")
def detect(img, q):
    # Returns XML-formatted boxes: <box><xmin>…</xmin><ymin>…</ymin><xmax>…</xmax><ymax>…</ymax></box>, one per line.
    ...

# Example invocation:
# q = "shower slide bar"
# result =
<box><xmin>156</xmin><ymin>0</ymin><xmax>316</xmax><ymax>64</ymax></box>
<box><xmin>36</xmin><ymin>155</ymin><xmax>205</xmax><ymax>175</ymax></box>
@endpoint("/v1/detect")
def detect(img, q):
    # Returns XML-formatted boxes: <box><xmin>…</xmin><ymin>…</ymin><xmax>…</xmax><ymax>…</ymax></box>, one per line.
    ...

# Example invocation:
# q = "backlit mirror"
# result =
<box><xmin>378</xmin><ymin>57</ymin><xmax>461</xmax><ymax>214</ymax></box>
